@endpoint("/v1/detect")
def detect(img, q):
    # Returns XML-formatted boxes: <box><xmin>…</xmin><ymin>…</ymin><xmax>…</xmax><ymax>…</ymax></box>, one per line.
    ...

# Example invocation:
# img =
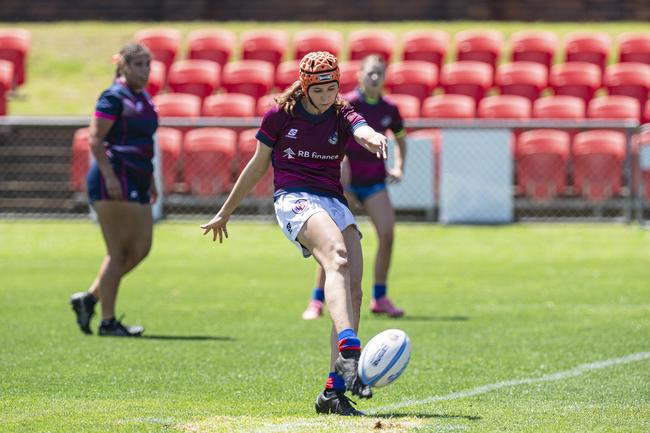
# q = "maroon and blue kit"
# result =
<box><xmin>255</xmin><ymin>102</ymin><xmax>367</xmax><ymax>205</ymax></box>
<box><xmin>87</xmin><ymin>79</ymin><xmax>158</xmax><ymax>204</ymax></box>
<box><xmin>343</xmin><ymin>89</ymin><xmax>405</xmax><ymax>191</ymax></box>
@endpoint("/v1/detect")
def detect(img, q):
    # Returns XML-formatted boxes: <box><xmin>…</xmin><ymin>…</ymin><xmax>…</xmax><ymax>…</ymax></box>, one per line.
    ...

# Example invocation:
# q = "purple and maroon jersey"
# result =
<box><xmin>94</xmin><ymin>79</ymin><xmax>158</xmax><ymax>172</ymax></box>
<box><xmin>343</xmin><ymin>89</ymin><xmax>406</xmax><ymax>186</ymax></box>
<box><xmin>256</xmin><ymin>102</ymin><xmax>367</xmax><ymax>203</ymax></box>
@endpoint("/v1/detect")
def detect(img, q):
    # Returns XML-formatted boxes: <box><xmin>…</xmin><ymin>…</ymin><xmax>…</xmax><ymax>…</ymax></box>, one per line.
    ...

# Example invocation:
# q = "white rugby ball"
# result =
<box><xmin>358</xmin><ymin>329</ymin><xmax>411</xmax><ymax>388</ymax></box>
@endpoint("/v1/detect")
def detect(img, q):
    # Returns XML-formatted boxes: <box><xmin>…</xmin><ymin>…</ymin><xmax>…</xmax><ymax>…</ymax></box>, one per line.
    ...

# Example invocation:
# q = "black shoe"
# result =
<box><xmin>315</xmin><ymin>389</ymin><xmax>364</xmax><ymax>416</ymax></box>
<box><xmin>334</xmin><ymin>350</ymin><xmax>373</xmax><ymax>399</ymax></box>
<box><xmin>70</xmin><ymin>291</ymin><xmax>97</xmax><ymax>335</ymax></box>
<box><xmin>98</xmin><ymin>317</ymin><xmax>144</xmax><ymax>337</ymax></box>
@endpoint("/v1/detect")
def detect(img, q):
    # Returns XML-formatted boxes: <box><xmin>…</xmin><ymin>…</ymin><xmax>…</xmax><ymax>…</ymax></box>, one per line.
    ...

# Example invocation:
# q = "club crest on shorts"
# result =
<box><xmin>292</xmin><ymin>198</ymin><xmax>308</xmax><ymax>214</ymax></box>
<box><xmin>328</xmin><ymin>131</ymin><xmax>338</xmax><ymax>145</ymax></box>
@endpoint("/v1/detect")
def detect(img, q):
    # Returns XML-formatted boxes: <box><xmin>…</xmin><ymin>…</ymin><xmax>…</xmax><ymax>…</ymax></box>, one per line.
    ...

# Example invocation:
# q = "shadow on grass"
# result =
<box><xmin>368</xmin><ymin>315</ymin><xmax>470</xmax><ymax>322</ymax></box>
<box><xmin>139</xmin><ymin>335</ymin><xmax>235</xmax><ymax>341</ymax></box>
<box><xmin>372</xmin><ymin>412</ymin><xmax>481</xmax><ymax>421</ymax></box>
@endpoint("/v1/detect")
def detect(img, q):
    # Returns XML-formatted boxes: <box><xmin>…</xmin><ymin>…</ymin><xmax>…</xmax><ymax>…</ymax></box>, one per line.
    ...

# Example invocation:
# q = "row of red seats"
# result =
<box><xmin>0</xmin><ymin>28</ymin><xmax>31</xmax><ymax>115</ymax></box>
<box><xmin>70</xmin><ymin>126</ymin><xmax>650</xmax><ymax>203</ymax></box>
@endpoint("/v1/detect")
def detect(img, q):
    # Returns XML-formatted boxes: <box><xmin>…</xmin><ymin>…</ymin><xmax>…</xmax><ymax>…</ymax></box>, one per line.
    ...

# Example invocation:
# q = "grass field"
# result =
<box><xmin>1</xmin><ymin>220</ymin><xmax>649</xmax><ymax>432</ymax></box>
<box><xmin>4</xmin><ymin>20</ymin><xmax>650</xmax><ymax>116</ymax></box>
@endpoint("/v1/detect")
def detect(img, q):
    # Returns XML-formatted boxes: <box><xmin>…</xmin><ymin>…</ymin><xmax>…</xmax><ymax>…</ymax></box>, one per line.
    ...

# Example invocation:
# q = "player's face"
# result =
<box><xmin>123</xmin><ymin>54</ymin><xmax>151</xmax><ymax>91</ymax></box>
<box><xmin>360</xmin><ymin>63</ymin><xmax>385</xmax><ymax>92</ymax></box>
<box><xmin>308</xmin><ymin>82</ymin><xmax>339</xmax><ymax>112</ymax></box>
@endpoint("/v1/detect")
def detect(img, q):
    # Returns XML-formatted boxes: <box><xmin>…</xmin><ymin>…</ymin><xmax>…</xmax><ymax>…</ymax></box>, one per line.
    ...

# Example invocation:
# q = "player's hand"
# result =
<box><xmin>104</xmin><ymin>174</ymin><xmax>123</xmax><ymax>201</ymax></box>
<box><xmin>201</xmin><ymin>213</ymin><xmax>230</xmax><ymax>243</ymax></box>
<box><xmin>367</xmin><ymin>132</ymin><xmax>388</xmax><ymax>160</ymax></box>
<box><xmin>386</xmin><ymin>167</ymin><xmax>403</xmax><ymax>183</ymax></box>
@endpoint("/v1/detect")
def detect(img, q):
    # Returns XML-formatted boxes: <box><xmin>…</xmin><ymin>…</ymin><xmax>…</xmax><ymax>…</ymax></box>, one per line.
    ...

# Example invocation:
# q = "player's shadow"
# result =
<box><xmin>371</xmin><ymin>412</ymin><xmax>481</xmax><ymax>421</ymax></box>
<box><xmin>369</xmin><ymin>315</ymin><xmax>470</xmax><ymax>322</ymax></box>
<box><xmin>139</xmin><ymin>335</ymin><xmax>234</xmax><ymax>341</ymax></box>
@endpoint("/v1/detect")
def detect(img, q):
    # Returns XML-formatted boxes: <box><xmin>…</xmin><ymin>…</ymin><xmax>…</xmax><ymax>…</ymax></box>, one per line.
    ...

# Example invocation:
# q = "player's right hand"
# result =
<box><xmin>201</xmin><ymin>213</ymin><xmax>230</xmax><ymax>243</ymax></box>
<box><xmin>104</xmin><ymin>175</ymin><xmax>123</xmax><ymax>201</ymax></box>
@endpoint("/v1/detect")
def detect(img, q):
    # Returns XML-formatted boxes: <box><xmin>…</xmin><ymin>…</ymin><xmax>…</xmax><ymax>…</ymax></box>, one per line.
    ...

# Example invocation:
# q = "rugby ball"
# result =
<box><xmin>358</xmin><ymin>329</ymin><xmax>411</xmax><ymax>387</ymax></box>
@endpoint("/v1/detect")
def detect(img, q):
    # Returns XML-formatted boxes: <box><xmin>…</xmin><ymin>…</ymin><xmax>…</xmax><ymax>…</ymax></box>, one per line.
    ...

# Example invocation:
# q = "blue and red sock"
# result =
<box><xmin>337</xmin><ymin>328</ymin><xmax>361</xmax><ymax>352</ymax></box>
<box><xmin>312</xmin><ymin>287</ymin><xmax>325</xmax><ymax>302</ymax></box>
<box><xmin>324</xmin><ymin>372</ymin><xmax>346</xmax><ymax>392</ymax></box>
<box><xmin>373</xmin><ymin>283</ymin><xmax>387</xmax><ymax>300</ymax></box>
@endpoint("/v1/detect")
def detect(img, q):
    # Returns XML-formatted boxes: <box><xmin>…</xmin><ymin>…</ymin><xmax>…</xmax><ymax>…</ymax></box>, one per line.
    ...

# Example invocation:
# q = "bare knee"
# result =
<box><xmin>323</xmin><ymin>243</ymin><xmax>349</xmax><ymax>274</ymax></box>
<box><xmin>377</xmin><ymin>227</ymin><xmax>394</xmax><ymax>249</ymax></box>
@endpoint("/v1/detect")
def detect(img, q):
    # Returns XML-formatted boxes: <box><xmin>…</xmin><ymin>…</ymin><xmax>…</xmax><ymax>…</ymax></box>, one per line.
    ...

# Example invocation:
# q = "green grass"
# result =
<box><xmin>1</xmin><ymin>220</ymin><xmax>649</xmax><ymax>432</ymax></box>
<box><xmin>4</xmin><ymin>20</ymin><xmax>650</xmax><ymax>116</ymax></box>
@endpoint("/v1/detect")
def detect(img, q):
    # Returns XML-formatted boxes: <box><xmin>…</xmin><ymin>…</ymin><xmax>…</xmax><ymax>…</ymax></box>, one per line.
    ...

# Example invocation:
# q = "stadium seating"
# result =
<box><xmin>515</xmin><ymin>129</ymin><xmax>570</xmax><ymax>200</ymax></box>
<box><xmin>274</xmin><ymin>60</ymin><xmax>300</xmax><ymax>92</ymax></box>
<box><xmin>167</xmin><ymin>60</ymin><xmax>220</xmax><ymax>101</ymax></box>
<box><xmin>603</xmin><ymin>62</ymin><xmax>650</xmax><ymax>118</ymax></box>
<box><xmin>202</xmin><ymin>93</ymin><xmax>256</xmax><ymax>117</ymax></box>
<box><xmin>618</xmin><ymin>32</ymin><xmax>650</xmax><ymax>65</ymax></box>
<box><xmin>572</xmin><ymin>130</ymin><xmax>626</xmax><ymax>201</ymax></box>
<box><xmin>338</xmin><ymin>60</ymin><xmax>362</xmax><ymax>94</ymax></box>
<box><xmin>587</xmin><ymin>95</ymin><xmax>640</xmax><ymax>121</ymax></box>
<box><xmin>155</xmin><ymin>127</ymin><xmax>182</xmax><ymax>193</ymax></box>
<box><xmin>145</xmin><ymin>60</ymin><xmax>166</xmax><ymax>97</ymax></box>
<box><xmin>0</xmin><ymin>28</ymin><xmax>30</xmax><ymax>87</ymax></box>
<box><xmin>241</xmin><ymin>29</ymin><xmax>289</xmax><ymax>68</ymax></box>
<box><xmin>549</xmin><ymin>61</ymin><xmax>601</xmax><ymax>106</ymax></box>
<box><xmin>237</xmin><ymin>128</ymin><xmax>274</xmax><ymax>197</ymax></box>
<box><xmin>532</xmin><ymin>95</ymin><xmax>586</xmax><ymax>119</ymax></box>
<box><xmin>478</xmin><ymin>94</ymin><xmax>531</xmax><ymax>119</ymax></box>
<box><xmin>384</xmin><ymin>61</ymin><xmax>438</xmax><ymax>103</ymax></box>
<box><xmin>495</xmin><ymin>61</ymin><xmax>548</xmax><ymax>103</ymax></box>
<box><xmin>0</xmin><ymin>59</ymin><xmax>13</xmax><ymax>115</ymax></box>
<box><xmin>70</xmin><ymin>127</ymin><xmax>90</xmax><ymax>192</ymax></box>
<box><xmin>455</xmin><ymin>29</ymin><xmax>503</xmax><ymax>71</ymax></box>
<box><xmin>134</xmin><ymin>28</ymin><xmax>182</xmax><ymax>75</ymax></box>
<box><xmin>401</xmin><ymin>29</ymin><xmax>450</xmax><ymax>69</ymax></box>
<box><xmin>256</xmin><ymin>93</ymin><xmax>278</xmax><ymax>116</ymax></box>
<box><xmin>383</xmin><ymin>94</ymin><xmax>421</xmax><ymax>119</ymax></box>
<box><xmin>348</xmin><ymin>30</ymin><xmax>396</xmax><ymax>63</ymax></box>
<box><xmin>421</xmin><ymin>94</ymin><xmax>476</xmax><ymax>118</ymax></box>
<box><xmin>440</xmin><ymin>61</ymin><xmax>493</xmax><ymax>107</ymax></box>
<box><xmin>294</xmin><ymin>29</ymin><xmax>343</xmax><ymax>60</ymax></box>
<box><xmin>645</xmin><ymin>100</ymin><xmax>650</xmax><ymax>124</ymax></box>
<box><xmin>187</xmin><ymin>29</ymin><xmax>236</xmax><ymax>67</ymax></box>
<box><xmin>221</xmin><ymin>60</ymin><xmax>275</xmax><ymax>100</ymax></box>
<box><xmin>153</xmin><ymin>93</ymin><xmax>202</xmax><ymax>118</ymax></box>
<box><xmin>183</xmin><ymin>127</ymin><xmax>237</xmax><ymax>196</ymax></box>
<box><xmin>564</xmin><ymin>31</ymin><xmax>611</xmax><ymax>74</ymax></box>
<box><xmin>510</xmin><ymin>30</ymin><xmax>558</xmax><ymax>71</ymax></box>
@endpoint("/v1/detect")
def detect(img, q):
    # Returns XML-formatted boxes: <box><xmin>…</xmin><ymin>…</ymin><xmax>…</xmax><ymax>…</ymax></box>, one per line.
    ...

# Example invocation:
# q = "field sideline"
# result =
<box><xmin>1</xmin><ymin>220</ymin><xmax>649</xmax><ymax>432</ymax></box>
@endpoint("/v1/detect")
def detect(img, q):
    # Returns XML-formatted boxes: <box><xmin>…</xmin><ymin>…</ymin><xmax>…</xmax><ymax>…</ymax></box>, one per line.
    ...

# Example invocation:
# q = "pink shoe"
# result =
<box><xmin>370</xmin><ymin>296</ymin><xmax>404</xmax><ymax>318</ymax></box>
<box><xmin>302</xmin><ymin>299</ymin><xmax>324</xmax><ymax>320</ymax></box>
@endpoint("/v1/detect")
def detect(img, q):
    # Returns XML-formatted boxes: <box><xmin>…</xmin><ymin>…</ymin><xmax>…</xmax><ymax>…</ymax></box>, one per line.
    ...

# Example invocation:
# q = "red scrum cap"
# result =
<box><xmin>299</xmin><ymin>51</ymin><xmax>340</xmax><ymax>94</ymax></box>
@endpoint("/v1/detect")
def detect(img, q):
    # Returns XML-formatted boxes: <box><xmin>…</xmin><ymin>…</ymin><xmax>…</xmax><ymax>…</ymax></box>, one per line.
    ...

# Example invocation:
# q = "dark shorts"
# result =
<box><xmin>347</xmin><ymin>182</ymin><xmax>387</xmax><ymax>203</ymax></box>
<box><xmin>87</xmin><ymin>158</ymin><xmax>151</xmax><ymax>204</ymax></box>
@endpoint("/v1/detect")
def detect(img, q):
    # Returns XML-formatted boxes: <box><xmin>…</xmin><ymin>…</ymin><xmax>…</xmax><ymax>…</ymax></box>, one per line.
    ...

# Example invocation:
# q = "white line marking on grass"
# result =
<box><xmin>366</xmin><ymin>351</ymin><xmax>650</xmax><ymax>414</ymax></box>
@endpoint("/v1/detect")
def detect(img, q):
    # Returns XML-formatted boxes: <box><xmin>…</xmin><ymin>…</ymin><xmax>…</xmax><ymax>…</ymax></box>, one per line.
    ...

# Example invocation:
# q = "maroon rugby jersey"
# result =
<box><xmin>256</xmin><ymin>102</ymin><xmax>367</xmax><ymax>203</ymax></box>
<box><xmin>344</xmin><ymin>89</ymin><xmax>405</xmax><ymax>186</ymax></box>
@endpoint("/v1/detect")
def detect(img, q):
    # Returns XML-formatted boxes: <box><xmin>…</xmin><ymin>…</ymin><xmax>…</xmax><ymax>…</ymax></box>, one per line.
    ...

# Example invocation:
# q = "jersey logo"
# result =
<box><xmin>283</xmin><ymin>148</ymin><xmax>296</xmax><ymax>159</ymax></box>
<box><xmin>285</xmin><ymin>128</ymin><xmax>298</xmax><ymax>139</ymax></box>
<box><xmin>381</xmin><ymin>115</ymin><xmax>391</xmax><ymax>128</ymax></box>
<box><xmin>328</xmin><ymin>131</ymin><xmax>338</xmax><ymax>145</ymax></box>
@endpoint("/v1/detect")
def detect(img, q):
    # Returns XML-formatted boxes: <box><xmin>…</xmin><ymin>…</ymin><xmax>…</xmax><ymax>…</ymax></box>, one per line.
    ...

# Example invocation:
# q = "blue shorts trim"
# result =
<box><xmin>87</xmin><ymin>158</ymin><xmax>151</xmax><ymax>204</ymax></box>
<box><xmin>347</xmin><ymin>182</ymin><xmax>386</xmax><ymax>202</ymax></box>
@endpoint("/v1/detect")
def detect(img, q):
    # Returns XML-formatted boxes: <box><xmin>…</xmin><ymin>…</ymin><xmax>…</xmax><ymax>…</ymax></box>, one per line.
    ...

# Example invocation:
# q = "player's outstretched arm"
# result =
<box><xmin>201</xmin><ymin>142</ymin><xmax>272</xmax><ymax>242</ymax></box>
<box><xmin>353</xmin><ymin>125</ymin><xmax>387</xmax><ymax>159</ymax></box>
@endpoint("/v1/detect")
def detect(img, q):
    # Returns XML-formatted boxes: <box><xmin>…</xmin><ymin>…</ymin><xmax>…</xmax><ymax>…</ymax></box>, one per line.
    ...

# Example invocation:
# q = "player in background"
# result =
<box><xmin>201</xmin><ymin>51</ymin><xmax>386</xmax><ymax>416</ymax></box>
<box><xmin>69</xmin><ymin>43</ymin><xmax>157</xmax><ymax>337</ymax></box>
<box><xmin>302</xmin><ymin>54</ymin><xmax>407</xmax><ymax>320</ymax></box>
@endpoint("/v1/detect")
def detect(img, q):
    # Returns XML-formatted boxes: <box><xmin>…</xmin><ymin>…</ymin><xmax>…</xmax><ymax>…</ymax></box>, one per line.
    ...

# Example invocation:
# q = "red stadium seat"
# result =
<box><xmin>348</xmin><ymin>30</ymin><xmax>396</xmax><ymax>63</ymax></box>
<box><xmin>455</xmin><ymin>29</ymin><xmax>503</xmax><ymax>71</ymax></box>
<box><xmin>495</xmin><ymin>61</ymin><xmax>548</xmax><ymax>103</ymax></box>
<box><xmin>167</xmin><ymin>60</ymin><xmax>220</xmax><ymax>101</ymax></box>
<box><xmin>421</xmin><ymin>94</ymin><xmax>476</xmax><ymax>118</ymax></box>
<box><xmin>533</xmin><ymin>95</ymin><xmax>585</xmax><ymax>119</ymax></box>
<box><xmin>587</xmin><ymin>95</ymin><xmax>640</xmax><ymax>121</ymax></box>
<box><xmin>510</xmin><ymin>30</ymin><xmax>558</xmax><ymax>72</ymax></box>
<box><xmin>478</xmin><ymin>95</ymin><xmax>531</xmax><ymax>119</ymax></box>
<box><xmin>145</xmin><ymin>60</ymin><xmax>166</xmax><ymax>97</ymax></box>
<box><xmin>401</xmin><ymin>30</ymin><xmax>450</xmax><ymax>69</ymax></box>
<box><xmin>241</xmin><ymin>29</ymin><xmax>289</xmax><ymax>68</ymax></box>
<box><xmin>134</xmin><ymin>28</ymin><xmax>182</xmax><ymax>75</ymax></box>
<box><xmin>603</xmin><ymin>62</ymin><xmax>650</xmax><ymax>118</ymax></box>
<box><xmin>564</xmin><ymin>31</ymin><xmax>611</xmax><ymax>74</ymax></box>
<box><xmin>384</xmin><ymin>61</ymin><xmax>438</xmax><ymax>103</ymax></box>
<box><xmin>618</xmin><ymin>32</ymin><xmax>650</xmax><ymax>65</ymax></box>
<box><xmin>408</xmin><ymin>128</ymin><xmax>442</xmax><ymax>198</ymax></box>
<box><xmin>440</xmin><ymin>61</ymin><xmax>493</xmax><ymax>107</ymax></box>
<box><xmin>383</xmin><ymin>94</ymin><xmax>420</xmax><ymax>119</ymax></box>
<box><xmin>156</xmin><ymin>127</ymin><xmax>182</xmax><ymax>193</ymax></box>
<box><xmin>202</xmin><ymin>93</ymin><xmax>256</xmax><ymax>117</ymax></box>
<box><xmin>257</xmin><ymin>93</ymin><xmax>279</xmax><ymax>116</ymax></box>
<box><xmin>573</xmin><ymin>130</ymin><xmax>626</xmax><ymax>201</ymax></box>
<box><xmin>183</xmin><ymin>127</ymin><xmax>237</xmax><ymax>197</ymax></box>
<box><xmin>221</xmin><ymin>60</ymin><xmax>275</xmax><ymax>100</ymax></box>
<box><xmin>516</xmin><ymin>129</ymin><xmax>570</xmax><ymax>200</ymax></box>
<box><xmin>0</xmin><ymin>28</ymin><xmax>30</xmax><ymax>87</ymax></box>
<box><xmin>275</xmin><ymin>60</ymin><xmax>300</xmax><ymax>92</ymax></box>
<box><xmin>238</xmin><ymin>128</ymin><xmax>274</xmax><ymax>198</ymax></box>
<box><xmin>70</xmin><ymin>127</ymin><xmax>90</xmax><ymax>191</ymax></box>
<box><xmin>187</xmin><ymin>29</ymin><xmax>236</xmax><ymax>67</ymax></box>
<box><xmin>549</xmin><ymin>61</ymin><xmax>601</xmax><ymax>106</ymax></box>
<box><xmin>0</xmin><ymin>59</ymin><xmax>14</xmax><ymax>115</ymax></box>
<box><xmin>645</xmin><ymin>100</ymin><xmax>650</xmax><ymax>124</ymax></box>
<box><xmin>153</xmin><ymin>93</ymin><xmax>202</xmax><ymax>118</ymax></box>
<box><xmin>338</xmin><ymin>61</ymin><xmax>362</xmax><ymax>94</ymax></box>
<box><xmin>294</xmin><ymin>29</ymin><xmax>343</xmax><ymax>60</ymax></box>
